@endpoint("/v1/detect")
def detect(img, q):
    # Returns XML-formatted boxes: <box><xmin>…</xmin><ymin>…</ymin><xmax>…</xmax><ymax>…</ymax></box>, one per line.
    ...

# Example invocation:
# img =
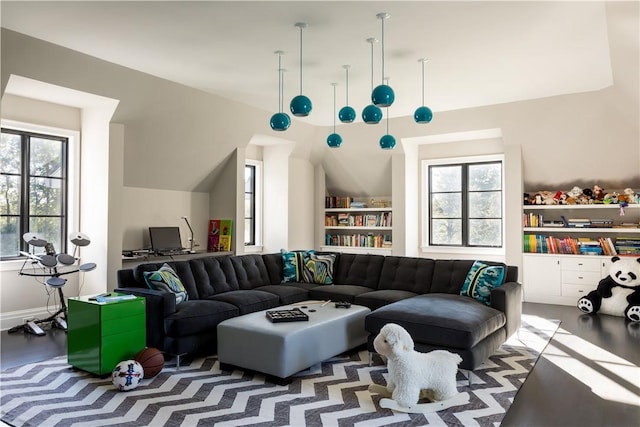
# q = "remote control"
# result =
<box><xmin>335</xmin><ymin>301</ymin><xmax>351</xmax><ymax>308</ymax></box>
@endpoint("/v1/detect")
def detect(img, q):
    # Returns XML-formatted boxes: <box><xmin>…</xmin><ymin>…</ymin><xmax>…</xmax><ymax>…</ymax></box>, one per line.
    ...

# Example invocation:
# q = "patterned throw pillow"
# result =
<box><xmin>143</xmin><ymin>263</ymin><xmax>188</xmax><ymax>304</ymax></box>
<box><xmin>303</xmin><ymin>252</ymin><xmax>336</xmax><ymax>285</ymax></box>
<box><xmin>460</xmin><ymin>260</ymin><xmax>506</xmax><ymax>306</ymax></box>
<box><xmin>281</xmin><ymin>249</ymin><xmax>315</xmax><ymax>283</ymax></box>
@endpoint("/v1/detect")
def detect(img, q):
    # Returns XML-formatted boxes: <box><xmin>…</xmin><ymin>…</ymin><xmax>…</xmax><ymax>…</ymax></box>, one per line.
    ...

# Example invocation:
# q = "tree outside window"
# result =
<box><xmin>1</xmin><ymin>128</ymin><xmax>68</xmax><ymax>258</ymax></box>
<box><xmin>428</xmin><ymin>160</ymin><xmax>502</xmax><ymax>248</ymax></box>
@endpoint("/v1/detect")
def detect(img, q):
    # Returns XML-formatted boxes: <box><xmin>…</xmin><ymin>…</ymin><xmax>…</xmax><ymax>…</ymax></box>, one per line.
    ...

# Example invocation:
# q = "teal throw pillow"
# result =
<box><xmin>303</xmin><ymin>252</ymin><xmax>336</xmax><ymax>285</ymax></box>
<box><xmin>281</xmin><ymin>249</ymin><xmax>315</xmax><ymax>283</ymax></box>
<box><xmin>460</xmin><ymin>260</ymin><xmax>506</xmax><ymax>306</ymax></box>
<box><xmin>143</xmin><ymin>263</ymin><xmax>188</xmax><ymax>304</ymax></box>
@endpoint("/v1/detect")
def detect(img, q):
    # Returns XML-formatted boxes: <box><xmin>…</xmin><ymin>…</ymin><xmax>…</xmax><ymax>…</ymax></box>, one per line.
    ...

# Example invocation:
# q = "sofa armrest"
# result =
<box><xmin>114</xmin><ymin>287</ymin><xmax>177</xmax><ymax>350</ymax></box>
<box><xmin>490</xmin><ymin>281</ymin><xmax>522</xmax><ymax>338</ymax></box>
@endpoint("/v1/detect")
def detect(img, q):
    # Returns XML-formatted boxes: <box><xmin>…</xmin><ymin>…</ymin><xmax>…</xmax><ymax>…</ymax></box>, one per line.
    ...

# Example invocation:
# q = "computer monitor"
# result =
<box><xmin>149</xmin><ymin>227</ymin><xmax>183</xmax><ymax>254</ymax></box>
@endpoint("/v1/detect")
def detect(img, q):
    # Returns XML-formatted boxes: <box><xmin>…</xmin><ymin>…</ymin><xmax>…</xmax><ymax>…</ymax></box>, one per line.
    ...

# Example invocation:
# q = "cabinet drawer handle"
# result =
<box><xmin>578</xmin><ymin>276</ymin><xmax>584</xmax><ymax>279</ymax></box>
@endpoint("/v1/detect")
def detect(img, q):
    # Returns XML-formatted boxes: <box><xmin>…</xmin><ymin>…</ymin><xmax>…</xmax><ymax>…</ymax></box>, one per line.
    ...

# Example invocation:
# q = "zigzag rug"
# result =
<box><xmin>1</xmin><ymin>315</ymin><xmax>558</xmax><ymax>427</ymax></box>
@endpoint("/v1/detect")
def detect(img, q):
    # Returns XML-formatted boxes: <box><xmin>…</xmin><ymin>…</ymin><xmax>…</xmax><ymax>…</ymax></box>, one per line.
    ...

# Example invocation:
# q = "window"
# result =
<box><xmin>1</xmin><ymin>128</ymin><xmax>68</xmax><ymax>259</ymax></box>
<box><xmin>244</xmin><ymin>160</ymin><xmax>262</xmax><ymax>247</ymax></box>
<box><xmin>424</xmin><ymin>157</ymin><xmax>503</xmax><ymax>248</ymax></box>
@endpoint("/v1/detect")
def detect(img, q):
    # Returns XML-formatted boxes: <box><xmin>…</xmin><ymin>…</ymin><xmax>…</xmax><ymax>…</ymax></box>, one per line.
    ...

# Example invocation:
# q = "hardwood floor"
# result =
<box><xmin>1</xmin><ymin>302</ymin><xmax>639</xmax><ymax>426</ymax></box>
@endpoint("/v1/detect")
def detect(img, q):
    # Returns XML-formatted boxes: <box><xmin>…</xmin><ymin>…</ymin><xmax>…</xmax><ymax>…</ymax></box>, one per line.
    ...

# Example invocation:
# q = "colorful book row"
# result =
<box><xmin>325</xmin><ymin>196</ymin><xmax>353</xmax><ymax>209</ymax></box>
<box><xmin>325</xmin><ymin>212</ymin><xmax>392</xmax><ymax>227</ymax></box>
<box><xmin>325</xmin><ymin>233</ymin><xmax>391</xmax><ymax>248</ymax></box>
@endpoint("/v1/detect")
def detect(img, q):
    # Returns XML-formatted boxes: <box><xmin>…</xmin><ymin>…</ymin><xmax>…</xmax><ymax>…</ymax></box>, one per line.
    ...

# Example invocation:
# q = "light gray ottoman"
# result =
<box><xmin>217</xmin><ymin>304</ymin><xmax>370</xmax><ymax>382</ymax></box>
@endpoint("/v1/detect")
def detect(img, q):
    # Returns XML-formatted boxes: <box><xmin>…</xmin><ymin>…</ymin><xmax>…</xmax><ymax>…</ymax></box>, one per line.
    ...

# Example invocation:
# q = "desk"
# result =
<box><xmin>121</xmin><ymin>250</ymin><xmax>233</xmax><ymax>268</ymax></box>
<box><xmin>67</xmin><ymin>295</ymin><xmax>146</xmax><ymax>375</ymax></box>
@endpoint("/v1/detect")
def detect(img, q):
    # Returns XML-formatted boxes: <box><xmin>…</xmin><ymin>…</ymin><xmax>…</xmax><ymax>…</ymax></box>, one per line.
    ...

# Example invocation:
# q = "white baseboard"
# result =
<box><xmin>0</xmin><ymin>307</ymin><xmax>55</xmax><ymax>331</ymax></box>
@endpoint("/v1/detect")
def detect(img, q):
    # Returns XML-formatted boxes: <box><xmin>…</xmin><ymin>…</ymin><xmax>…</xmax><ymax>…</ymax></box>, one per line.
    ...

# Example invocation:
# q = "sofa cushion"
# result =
<box><xmin>378</xmin><ymin>256</ymin><xmax>435</xmax><ymax>293</ymax></box>
<box><xmin>460</xmin><ymin>260</ymin><xmax>506</xmax><ymax>305</ymax></box>
<box><xmin>164</xmin><ymin>300</ymin><xmax>239</xmax><ymax>336</ymax></box>
<box><xmin>189</xmin><ymin>256</ymin><xmax>239</xmax><ymax>298</ymax></box>
<box><xmin>364</xmin><ymin>294</ymin><xmax>506</xmax><ymax>350</ymax></box>
<box><xmin>309</xmin><ymin>285</ymin><xmax>374</xmax><ymax>303</ymax></box>
<box><xmin>143</xmin><ymin>263</ymin><xmax>189</xmax><ymax>304</ymax></box>
<box><xmin>231</xmin><ymin>254</ymin><xmax>272</xmax><ymax>289</ymax></box>
<box><xmin>256</xmin><ymin>284</ymin><xmax>311</xmax><ymax>305</ymax></box>
<box><xmin>333</xmin><ymin>253</ymin><xmax>384</xmax><ymax>289</ymax></box>
<box><xmin>262</xmin><ymin>253</ymin><xmax>284</xmax><ymax>285</ymax></box>
<box><xmin>354</xmin><ymin>289</ymin><xmax>419</xmax><ymax>311</ymax></box>
<box><xmin>210</xmin><ymin>290</ymin><xmax>280</xmax><ymax>315</ymax></box>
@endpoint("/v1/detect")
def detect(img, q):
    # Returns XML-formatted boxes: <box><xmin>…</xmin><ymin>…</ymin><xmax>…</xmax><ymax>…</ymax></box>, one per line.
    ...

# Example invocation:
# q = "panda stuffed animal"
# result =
<box><xmin>577</xmin><ymin>256</ymin><xmax>640</xmax><ymax>322</ymax></box>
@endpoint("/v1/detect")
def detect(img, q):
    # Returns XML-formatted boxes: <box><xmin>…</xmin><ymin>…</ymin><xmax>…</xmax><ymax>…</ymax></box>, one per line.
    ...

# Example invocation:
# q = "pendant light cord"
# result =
<box><xmin>278</xmin><ymin>53</ymin><xmax>283</xmax><ymax>113</ymax></box>
<box><xmin>421</xmin><ymin>59</ymin><xmax>425</xmax><ymax>106</ymax></box>
<box><xmin>381</xmin><ymin>17</ymin><xmax>385</xmax><ymax>84</ymax></box>
<box><xmin>345</xmin><ymin>67</ymin><xmax>349</xmax><ymax>105</ymax></box>
<box><xmin>299</xmin><ymin>25</ymin><xmax>303</xmax><ymax>95</ymax></box>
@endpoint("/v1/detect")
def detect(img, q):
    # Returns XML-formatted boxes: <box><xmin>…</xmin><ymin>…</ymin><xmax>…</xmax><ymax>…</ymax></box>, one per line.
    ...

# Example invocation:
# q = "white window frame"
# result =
<box><xmin>244</xmin><ymin>159</ymin><xmax>263</xmax><ymax>253</ymax></box>
<box><xmin>421</xmin><ymin>154</ymin><xmax>505</xmax><ymax>256</ymax></box>
<box><xmin>0</xmin><ymin>119</ymin><xmax>80</xmax><ymax>271</ymax></box>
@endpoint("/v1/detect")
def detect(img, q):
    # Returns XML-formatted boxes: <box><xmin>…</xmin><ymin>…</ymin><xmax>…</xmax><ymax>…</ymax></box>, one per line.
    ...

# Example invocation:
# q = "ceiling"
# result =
<box><xmin>1</xmin><ymin>1</ymin><xmax>614</xmax><ymax>127</ymax></box>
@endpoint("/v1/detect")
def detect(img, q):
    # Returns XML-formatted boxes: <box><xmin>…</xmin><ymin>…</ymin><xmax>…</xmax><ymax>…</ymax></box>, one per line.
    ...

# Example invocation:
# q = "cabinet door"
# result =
<box><xmin>523</xmin><ymin>255</ymin><xmax>561</xmax><ymax>298</ymax></box>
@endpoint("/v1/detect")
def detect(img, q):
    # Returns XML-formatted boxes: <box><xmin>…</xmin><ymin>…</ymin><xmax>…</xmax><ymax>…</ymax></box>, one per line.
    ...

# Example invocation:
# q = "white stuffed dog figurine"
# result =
<box><xmin>370</xmin><ymin>323</ymin><xmax>467</xmax><ymax>411</ymax></box>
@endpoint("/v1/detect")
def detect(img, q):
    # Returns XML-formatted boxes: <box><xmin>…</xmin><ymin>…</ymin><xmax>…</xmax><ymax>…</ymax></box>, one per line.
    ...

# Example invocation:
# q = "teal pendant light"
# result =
<box><xmin>327</xmin><ymin>83</ymin><xmax>343</xmax><ymax>148</ymax></box>
<box><xmin>379</xmin><ymin>110</ymin><xmax>396</xmax><ymax>149</ymax></box>
<box><xmin>362</xmin><ymin>38</ymin><xmax>382</xmax><ymax>124</ymax></box>
<box><xmin>414</xmin><ymin>58</ymin><xmax>433</xmax><ymax>124</ymax></box>
<box><xmin>379</xmin><ymin>78</ymin><xmax>395</xmax><ymax>150</ymax></box>
<box><xmin>338</xmin><ymin>65</ymin><xmax>356</xmax><ymax>123</ymax></box>
<box><xmin>270</xmin><ymin>50</ymin><xmax>291</xmax><ymax>131</ymax></box>
<box><xmin>290</xmin><ymin>22</ymin><xmax>312</xmax><ymax>117</ymax></box>
<box><xmin>371</xmin><ymin>13</ymin><xmax>395</xmax><ymax>108</ymax></box>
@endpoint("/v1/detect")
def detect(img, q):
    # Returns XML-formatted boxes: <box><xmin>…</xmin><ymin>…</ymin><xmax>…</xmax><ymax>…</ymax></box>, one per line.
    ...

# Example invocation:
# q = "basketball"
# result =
<box><xmin>135</xmin><ymin>347</ymin><xmax>164</xmax><ymax>378</ymax></box>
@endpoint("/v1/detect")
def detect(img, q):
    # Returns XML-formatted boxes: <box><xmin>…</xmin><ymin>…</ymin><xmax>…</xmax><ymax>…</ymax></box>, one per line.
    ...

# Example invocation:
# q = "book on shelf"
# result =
<box><xmin>325</xmin><ymin>196</ymin><xmax>353</xmax><ymax>209</ymax></box>
<box><xmin>208</xmin><ymin>219</ymin><xmax>232</xmax><ymax>252</ymax></box>
<box><xmin>615</xmin><ymin>236</ymin><xmax>640</xmax><ymax>255</ymax></box>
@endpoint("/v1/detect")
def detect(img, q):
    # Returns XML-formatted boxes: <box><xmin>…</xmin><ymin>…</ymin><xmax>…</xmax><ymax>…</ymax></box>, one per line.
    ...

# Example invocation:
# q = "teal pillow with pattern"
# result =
<box><xmin>303</xmin><ymin>252</ymin><xmax>336</xmax><ymax>285</ymax></box>
<box><xmin>281</xmin><ymin>249</ymin><xmax>315</xmax><ymax>283</ymax></box>
<box><xmin>460</xmin><ymin>260</ymin><xmax>506</xmax><ymax>306</ymax></box>
<box><xmin>143</xmin><ymin>263</ymin><xmax>188</xmax><ymax>304</ymax></box>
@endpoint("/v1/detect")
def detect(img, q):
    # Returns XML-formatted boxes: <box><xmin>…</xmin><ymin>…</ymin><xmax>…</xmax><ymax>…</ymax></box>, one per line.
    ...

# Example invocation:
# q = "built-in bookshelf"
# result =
<box><xmin>522</xmin><ymin>203</ymin><xmax>639</xmax><ymax>306</ymax></box>
<box><xmin>322</xmin><ymin>196</ymin><xmax>392</xmax><ymax>255</ymax></box>
<box><xmin>523</xmin><ymin>204</ymin><xmax>640</xmax><ymax>256</ymax></box>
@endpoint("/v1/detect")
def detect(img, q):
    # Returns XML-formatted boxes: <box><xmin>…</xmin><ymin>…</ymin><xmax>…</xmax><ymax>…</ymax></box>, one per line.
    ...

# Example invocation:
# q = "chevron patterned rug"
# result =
<box><xmin>1</xmin><ymin>315</ymin><xmax>558</xmax><ymax>427</ymax></box>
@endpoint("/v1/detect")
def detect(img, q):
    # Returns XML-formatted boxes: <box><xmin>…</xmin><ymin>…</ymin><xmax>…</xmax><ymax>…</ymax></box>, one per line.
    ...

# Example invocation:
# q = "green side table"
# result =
<box><xmin>67</xmin><ymin>295</ymin><xmax>146</xmax><ymax>375</ymax></box>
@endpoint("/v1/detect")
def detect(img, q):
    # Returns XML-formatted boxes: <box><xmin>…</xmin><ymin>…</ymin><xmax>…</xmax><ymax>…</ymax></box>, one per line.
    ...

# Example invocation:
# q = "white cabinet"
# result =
<box><xmin>523</xmin><ymin>251</ymin><xmax>620</xmax><ymax>306</ymax></box>
<box><xmin>322</xmin><ymin>196</ymin><xmax>392</xmax><ymax>255</ymax></box>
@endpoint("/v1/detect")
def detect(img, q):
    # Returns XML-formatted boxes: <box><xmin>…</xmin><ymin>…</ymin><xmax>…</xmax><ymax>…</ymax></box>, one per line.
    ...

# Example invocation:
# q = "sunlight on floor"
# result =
<box><xmin>542</xmin><ymin>325</ymin><xmax>640</xmax><ymax>406</ymax></box>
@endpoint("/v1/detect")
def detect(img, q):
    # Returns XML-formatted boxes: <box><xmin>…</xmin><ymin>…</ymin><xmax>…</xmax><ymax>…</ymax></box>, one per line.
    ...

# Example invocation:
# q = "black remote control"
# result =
<box><xmin>335</xmin><ymin>301</ymin><xmax>351</xmax><ymax>308</ymax></box>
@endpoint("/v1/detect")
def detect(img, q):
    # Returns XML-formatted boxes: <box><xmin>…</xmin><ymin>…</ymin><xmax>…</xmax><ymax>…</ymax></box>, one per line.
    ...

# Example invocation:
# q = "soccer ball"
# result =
<box><xmin>111</xmin><ymin>360</ymin><xmax>144</xmax><ymax>391</ymax></box>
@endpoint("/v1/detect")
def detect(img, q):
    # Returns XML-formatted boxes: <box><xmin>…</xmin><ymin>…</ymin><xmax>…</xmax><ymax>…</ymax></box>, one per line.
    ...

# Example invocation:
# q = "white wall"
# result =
<box><xmin>121</xmin><ymin>187</ymin><xmax>210</xmax><ymax>255</ymax></box>
<box><xmin>288</xmin><ymin>158</ymin><xmax>315</xmax><ymax>250</ymax></box>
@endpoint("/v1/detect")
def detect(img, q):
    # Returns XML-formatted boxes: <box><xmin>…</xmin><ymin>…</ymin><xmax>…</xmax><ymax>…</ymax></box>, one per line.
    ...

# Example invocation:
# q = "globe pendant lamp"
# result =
<box><xmin>338</xmin><ymin>65</ymin><xmax>356</xmax><ymax>123</ymax></box>
<box><xmin>379</xmin><ymin>107</ymin><xmax>396</xmax><ymax>150</ymax></box>
<box><xmin>362</xmin><ymin>38</ymin><xmax>382</xmax><ymax>124</ymax></box>
<box><xmin>371</xmin><ymin>13</ymin><xmax>395</xmax><ymax>108</ymax></box>
<box><xmin>414</xmin><ymin>58</ymin><xmax>433</xmax><ymax>124</ymax></box>
<box><xmin>290</xmin><ymin>22</ymin><xmax>312</xmax><ymax>117</ymax></box>
<box><xmin>270</xmin><ymin>51</ymin><xmax>291</xmax><ymax>131</ymax></box>
<box><xmin>327</xmin><ymin>83</ymin><xmax>343</xmax><ymax>148</ymax></box>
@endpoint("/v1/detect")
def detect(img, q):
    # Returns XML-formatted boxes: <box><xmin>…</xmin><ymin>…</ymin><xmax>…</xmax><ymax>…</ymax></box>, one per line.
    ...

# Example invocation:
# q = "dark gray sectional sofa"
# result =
<box><xmin>116</xmin><ymin>252</ymin><xmax>522</xmax><ymax>370</ymax></box>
